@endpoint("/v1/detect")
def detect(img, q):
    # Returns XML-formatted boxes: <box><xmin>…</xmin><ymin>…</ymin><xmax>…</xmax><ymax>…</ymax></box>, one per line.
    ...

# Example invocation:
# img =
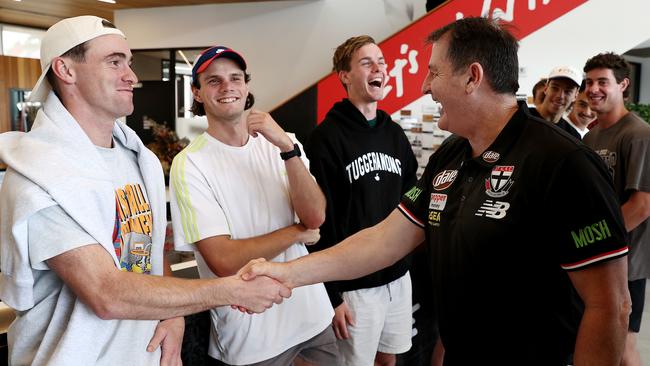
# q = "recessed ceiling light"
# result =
<box><xmin>98</xmin><ymin>0</ymin><xmax>116</xmax><ymax>3</ymax></box>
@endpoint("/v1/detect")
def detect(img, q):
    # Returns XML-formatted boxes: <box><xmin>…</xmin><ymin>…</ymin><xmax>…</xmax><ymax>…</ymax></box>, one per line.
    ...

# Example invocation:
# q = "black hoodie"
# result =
<box><xmin>305</xmin><ymin>99</ymin><xmax>418</xmax><ymax>307</ymax></box>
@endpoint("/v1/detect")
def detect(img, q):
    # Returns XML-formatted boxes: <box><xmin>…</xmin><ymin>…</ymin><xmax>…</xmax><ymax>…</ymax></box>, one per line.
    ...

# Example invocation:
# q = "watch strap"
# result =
<box><xmin>280</xmin><ymin>143</ymin><xmax>302</xmax><ymax>161</ymax></box>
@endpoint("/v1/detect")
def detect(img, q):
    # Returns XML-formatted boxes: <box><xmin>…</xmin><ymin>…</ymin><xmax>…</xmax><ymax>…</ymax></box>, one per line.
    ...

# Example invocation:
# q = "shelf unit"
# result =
<box><xmin>395</xmin><ymin>103</ymin><xmax>451</xmax><ymax>179</ymax></box>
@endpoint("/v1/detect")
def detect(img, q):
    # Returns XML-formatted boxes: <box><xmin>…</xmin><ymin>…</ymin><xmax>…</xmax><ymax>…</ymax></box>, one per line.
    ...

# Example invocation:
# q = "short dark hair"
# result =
<box><xmin>584</xmin><ymin>52</ymin><xmax>630</xmax><ymax>98</ymax></box>
<box><xmin>426</xmin><ymin>17</ymin><xmax>519</xmax><ymax>95</ymax></box>
<box><xmin>567</xmin><ymin>81</ymin><xmax>589</xmax><ymax>113</ymax></box>
<box><xmin>532</xmin><ymin>78</ymin><xmax>547</xmax><ymax>103</ymax></box>
<box><xmin>190</xmin><ymin>72</ymin><xmax>255</xmax><ymax>116</ymax></box>
<box><xmin>46</xmin><ymin>42</ymin><xmax>88</xmax><ymax>95</ymax></box>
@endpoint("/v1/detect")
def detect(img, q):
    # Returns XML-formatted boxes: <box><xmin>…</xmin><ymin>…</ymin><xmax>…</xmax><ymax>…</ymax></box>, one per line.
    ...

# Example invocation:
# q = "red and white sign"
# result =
<box><xmin>316</xmin><ymin>0</ymin><xmax>588</xmax><ymax>123</ymax></box>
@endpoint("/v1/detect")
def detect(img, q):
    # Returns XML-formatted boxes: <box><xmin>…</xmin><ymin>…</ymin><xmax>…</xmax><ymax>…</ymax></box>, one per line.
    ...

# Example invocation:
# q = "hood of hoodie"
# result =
<box><xmin>0</xmin><ymin>91</ymin><xmax>165</xmax><ymax>276</ymax></box>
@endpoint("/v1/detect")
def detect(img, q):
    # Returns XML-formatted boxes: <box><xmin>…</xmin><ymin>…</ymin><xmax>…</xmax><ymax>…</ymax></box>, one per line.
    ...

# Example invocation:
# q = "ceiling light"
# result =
<box><xmin>98</xmin><ymin>0</ymin><xmax>116</xmax><ymax>3</ymax></box>
<box><xmin>177</xmin><ymin>50</ymin><xmax>192</xmax><ymax>69</ymax></box>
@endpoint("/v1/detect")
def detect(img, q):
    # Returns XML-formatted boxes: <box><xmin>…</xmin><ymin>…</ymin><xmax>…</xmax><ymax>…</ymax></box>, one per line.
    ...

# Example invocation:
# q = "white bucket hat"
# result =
<box><xmin>29</xmin><ymin>15</ymin><xmax>125</xmax><ymax>103</ymax></box>
<box><xmin>547</xmin><ymin>66</ymin><xmax>583</xmax><ymax>88</ymax></box>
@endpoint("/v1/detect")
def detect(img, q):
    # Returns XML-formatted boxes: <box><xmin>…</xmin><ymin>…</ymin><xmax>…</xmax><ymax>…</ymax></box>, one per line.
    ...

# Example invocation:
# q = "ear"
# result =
<box><xmin>465</xmin><ymin>62</ymin><xmax>484</xmax><ymax>94</ymax></box>
<box><xmin>619</xmin><ymin>77</ymin><xmax>630</xmax><ymax>93</ymax></box>
<box><xmin>192</xmin><ymin>85</ymin><xmax>203</xmax><ymax>103</ymax></box>
<box><xmin>50</xmin><ymin>57</ymin><xmax>76</xmax><ymax>85</ymax></box>
<box><xmin>338</xmin><ymin>70</ymin><xmax>349</xmax><ymax>88</ymax></box>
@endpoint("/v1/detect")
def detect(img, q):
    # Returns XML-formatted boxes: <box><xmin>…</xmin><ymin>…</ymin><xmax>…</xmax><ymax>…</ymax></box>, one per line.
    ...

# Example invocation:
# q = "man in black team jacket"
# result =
<box><xmin>304</xmin><ymin>35</ymin><xmax>417</xmax><ymax>366</ymax></box>
<box><xmin>242</xmin><ymin>18</ymin><xmax>631</xmax><ymax>365</ymax></box>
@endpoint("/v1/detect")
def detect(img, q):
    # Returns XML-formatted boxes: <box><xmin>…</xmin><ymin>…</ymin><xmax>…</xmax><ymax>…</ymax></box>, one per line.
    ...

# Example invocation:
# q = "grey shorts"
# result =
<box><xmin>209</xmin><ymin>326</ymin><xmax>338</xmax><ymax>366</ymax></box>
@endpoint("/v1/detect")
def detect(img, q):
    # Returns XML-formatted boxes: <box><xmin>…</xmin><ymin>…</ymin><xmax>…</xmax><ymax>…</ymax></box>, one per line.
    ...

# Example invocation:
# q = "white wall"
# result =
<box><xmin>115</xmin><ymin>0</ymin><xmax>426</xmax><ymax>112</ymax></box>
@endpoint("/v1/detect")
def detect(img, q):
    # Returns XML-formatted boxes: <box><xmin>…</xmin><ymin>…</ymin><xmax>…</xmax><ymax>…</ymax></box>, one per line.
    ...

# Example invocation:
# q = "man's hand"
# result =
<box><xmin>332</xmin><ymin>301</ymin><xmax>355</xmax><ymax>340</ymax></box>
<box><xmin>246</xmin><ymin>110</ymin><xmax>294</xmax><ymax>152</ymax></box>
<box><xmin>295</xmin><ymin>224</ymin><xmax>320</xmax><ymax>245</ymax></box>
<box><xmin>147</xmin><ymin>317</ymin><xmax>185</xmax><ymax>366</ymax></box>
<box><xmin>238</xmin><ymin>258</ymin><xmax>296</xmax><ymax>289</ymax></box>
<box><xmin>227</xmin><ymin>271</ymin><xmax>292</xmax><ymax>313</ymax></box>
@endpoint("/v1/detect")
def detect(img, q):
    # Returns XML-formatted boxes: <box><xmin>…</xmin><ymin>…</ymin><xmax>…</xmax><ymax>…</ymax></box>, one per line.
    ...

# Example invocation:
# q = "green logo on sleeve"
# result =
<box><xmin>404</xmin><ymin>186</ymin><xmax>423</xmax><ymax>202</ymax></box>
<box><xmin>571</xmin><ymin>219</ymin><xmax>612</xmax><ymax>248</ymax></box>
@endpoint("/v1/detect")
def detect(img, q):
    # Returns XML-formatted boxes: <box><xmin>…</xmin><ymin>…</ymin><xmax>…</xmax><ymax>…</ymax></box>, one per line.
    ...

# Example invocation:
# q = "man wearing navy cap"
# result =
<box><xmin>169</xmin><ymin>46</ymin><xmax>337</xmax><ymax>365</ymax></box>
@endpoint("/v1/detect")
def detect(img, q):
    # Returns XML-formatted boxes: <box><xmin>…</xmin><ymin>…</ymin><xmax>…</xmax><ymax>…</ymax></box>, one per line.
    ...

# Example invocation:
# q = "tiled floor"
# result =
<box><xmin>639</xmin><ymin>282</ymin><xmax>649</xmax><ymax>364</ymax></box>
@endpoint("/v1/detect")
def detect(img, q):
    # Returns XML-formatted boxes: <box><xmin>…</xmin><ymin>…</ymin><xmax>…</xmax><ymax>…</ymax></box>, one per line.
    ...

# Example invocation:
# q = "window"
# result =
<box><xmin>1</xmin><ymin>25</ymin><xmax>45</xmax><ymax>59</ymax></box>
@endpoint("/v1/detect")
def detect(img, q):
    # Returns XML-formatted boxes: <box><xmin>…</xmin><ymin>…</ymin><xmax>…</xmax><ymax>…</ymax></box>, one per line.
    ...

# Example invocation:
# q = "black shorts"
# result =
<box><xmin>629</xmin><ymin>278</ymin><xmax>646</xmax><ymax>333</ymax></box>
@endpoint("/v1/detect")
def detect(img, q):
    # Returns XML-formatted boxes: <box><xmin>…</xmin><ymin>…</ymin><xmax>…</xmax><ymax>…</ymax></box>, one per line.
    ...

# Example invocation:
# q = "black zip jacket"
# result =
<box><xmin>305</xmin><ymin>99</ymin><xmax>418</xmax><ymax>307</ymax></box>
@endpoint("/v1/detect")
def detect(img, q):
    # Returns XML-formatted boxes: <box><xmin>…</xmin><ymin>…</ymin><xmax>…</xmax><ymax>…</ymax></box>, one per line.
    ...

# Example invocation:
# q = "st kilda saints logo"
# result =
<box><xmin>485</xmin><ymin>166</ymin><xmax>514</xmax><ymax>198</ymax></box>
<box><xmin>432</xmin><ymin>170</ymin><xmax>458</xmax><ymax>191</ymax></box>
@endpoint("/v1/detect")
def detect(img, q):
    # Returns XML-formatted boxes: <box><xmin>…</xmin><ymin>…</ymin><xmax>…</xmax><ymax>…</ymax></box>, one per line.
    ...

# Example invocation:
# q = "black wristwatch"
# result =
<box><xmin>280</xmin><ymin>143</ymin><xmax>302</xmax><ymax>161</ymax></box>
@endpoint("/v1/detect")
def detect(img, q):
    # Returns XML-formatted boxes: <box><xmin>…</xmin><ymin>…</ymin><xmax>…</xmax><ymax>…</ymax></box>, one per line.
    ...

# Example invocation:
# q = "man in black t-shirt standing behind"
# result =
<box><xmin>241</xmin><ymin>17</ymin><xmax>631</xmax><ymax>365</ymax></box>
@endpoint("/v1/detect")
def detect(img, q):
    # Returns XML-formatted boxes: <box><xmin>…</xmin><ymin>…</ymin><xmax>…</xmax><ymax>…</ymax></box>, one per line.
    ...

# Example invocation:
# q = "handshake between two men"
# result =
<box><xmin>229</xmin><ymin>225</ymin><xmax>324</xmax><ymax>314</ymax></box>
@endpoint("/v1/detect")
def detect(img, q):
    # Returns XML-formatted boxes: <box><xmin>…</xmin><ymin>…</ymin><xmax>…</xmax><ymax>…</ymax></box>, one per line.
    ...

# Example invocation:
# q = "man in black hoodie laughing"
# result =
<box><xmin>304</xmin><ymin>35</ymin><xmax>417</xmax><ymax>366</ymax></box>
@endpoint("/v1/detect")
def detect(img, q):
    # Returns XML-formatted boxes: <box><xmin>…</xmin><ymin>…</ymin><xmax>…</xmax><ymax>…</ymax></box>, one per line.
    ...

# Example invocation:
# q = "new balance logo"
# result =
<box><xmin>475</xmin><ymin>200</ymin><xmax>510</xmax><ymax>219</ymax></box>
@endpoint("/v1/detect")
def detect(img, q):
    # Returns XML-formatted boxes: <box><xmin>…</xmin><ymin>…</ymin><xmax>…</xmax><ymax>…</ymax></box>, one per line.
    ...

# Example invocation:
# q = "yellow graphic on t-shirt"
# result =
<box><xmin>114</xmin><ymin>183</ymin><xmax>153</xmax><ymax>274</ymax></box>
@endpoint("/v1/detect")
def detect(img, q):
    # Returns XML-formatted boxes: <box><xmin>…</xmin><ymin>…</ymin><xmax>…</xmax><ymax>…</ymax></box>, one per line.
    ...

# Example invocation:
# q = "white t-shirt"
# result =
<box><xmin>170</xmin><ymin>132</ymin><xmax>333</xmax><ymax>365</ymax></box>
<box><xmin>12</xmin><ymin>138</ymin><xmax>162</xmax><ymax>366</ymax></box>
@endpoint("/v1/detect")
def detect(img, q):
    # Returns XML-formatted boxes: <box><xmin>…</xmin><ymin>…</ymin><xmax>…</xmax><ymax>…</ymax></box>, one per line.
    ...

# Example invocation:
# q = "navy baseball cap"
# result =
<box><xmin>191</xmin><ymin>46</ymin><xmax>247</xmax><ymax>84</ymax></box>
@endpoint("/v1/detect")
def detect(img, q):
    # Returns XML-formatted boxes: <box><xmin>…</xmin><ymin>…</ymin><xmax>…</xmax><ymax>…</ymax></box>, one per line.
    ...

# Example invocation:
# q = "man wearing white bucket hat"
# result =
<box><xmin>0</xmin><ymin>16</ymin><xmax>290</xmax><ymax>366</ymax></box>
<box><xmin>529</xmin><ymin>65</ymin><xmax>583</xmax><ymax>140</ymax></box>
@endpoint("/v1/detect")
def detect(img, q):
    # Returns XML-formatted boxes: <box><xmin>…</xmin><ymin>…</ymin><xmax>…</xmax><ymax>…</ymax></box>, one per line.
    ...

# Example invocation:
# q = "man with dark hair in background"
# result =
<box><xmin>305</xmin><ymin>35</ymin><xmax>417</xmax><ymax>366</ymax></box>
<box><xmin>170</xmin><ymin>45</ymin><xmax>337</xmax><ymax>366</ymax></box>
<box><xmin>566</xmin><ymin>83</ymin><xmax>596</xmax><ymax>138</ymax></box>
<box><xmin>242</xmin><ymin>17</ymin><xmax>632</xmax><ymax>365</ymax></box>
<box><xmin>583</xmin><ymin>52</ymin><xmax>650</xmax><ymax>366</ymax></box>
<box><xmin>0</xmin><ymin>16</ymin><xmax>290</xmax><ymax>366</ymax></box>
<box><xmin>531</xmin><ymin>77</ymin><xmax>547</xmax><ymax>109</ymax></box>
